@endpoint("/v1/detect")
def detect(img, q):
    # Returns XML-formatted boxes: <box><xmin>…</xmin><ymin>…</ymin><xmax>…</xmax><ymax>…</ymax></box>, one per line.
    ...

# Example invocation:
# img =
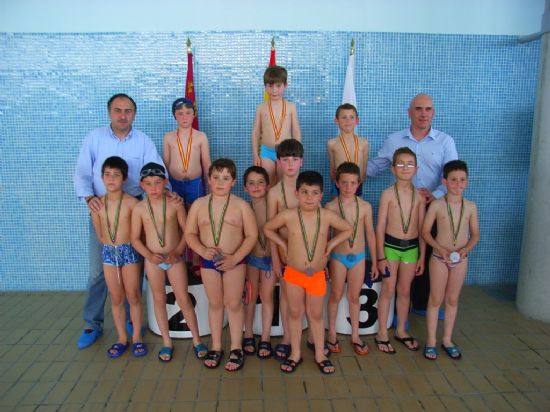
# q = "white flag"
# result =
<box><xmin>342</xmin><ymin>52</ymin><xmax>356</xmax><ymax>107</ymax></box>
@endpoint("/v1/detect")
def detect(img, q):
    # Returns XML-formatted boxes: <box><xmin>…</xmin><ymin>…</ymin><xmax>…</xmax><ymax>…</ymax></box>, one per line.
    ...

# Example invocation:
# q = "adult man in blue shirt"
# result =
<box><xmin>368</xmin><ymin>93</ymin><xmax>458</xmax><ymax>314</ymax></box>
<box><xmin>74</xmin><ymin>93</ymin><xmax>165</xmax><ymax>349</ymax></box>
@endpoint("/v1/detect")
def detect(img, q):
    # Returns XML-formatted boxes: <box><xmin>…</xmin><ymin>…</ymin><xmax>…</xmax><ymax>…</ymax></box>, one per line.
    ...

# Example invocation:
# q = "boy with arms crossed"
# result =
<box><xmin>252</xmin><ymin>65</ymin><xmax>301</xmax><ymax>184</ymax></box>
<box><xmin>242</xmin><ymin>166</ymin><xmax>275</xmax><ymax>358</ymax></box>
<box><xmin>91</xmin><ymin>156</ymin><xmax>145</xmax><ymax>358</ymax></box>
<box><xmin>185</xmin><ymin>158</ymin><xmax>258</xmax><ymax>371</ymax></box>
<box><xmin>376</xmin><ymin>147</ymin><xmax>426</xmax><ymax>354</ymax></box>
<box><xmin>422</xmin><ymin>160</ymin><xmax>479</xmax><ymax>360</ymax></box>
<box><xmin>131</xmin><ymin>163</ymin><xmax>205</xmax><ymax>362</ymax></box>
<box><xmin>264</xmin><ymin>171</ymin><xmax>352</xmax><ymax>374</ymax></box>
<box><xmin>325</xmin><ymin>162</ymin><xmax>379</xmax><ymax>355</ymax></box>
<box><xmin>327</xmin><ymin>104</ymin><xmax>369</xmax><ymax>194</ymax></box>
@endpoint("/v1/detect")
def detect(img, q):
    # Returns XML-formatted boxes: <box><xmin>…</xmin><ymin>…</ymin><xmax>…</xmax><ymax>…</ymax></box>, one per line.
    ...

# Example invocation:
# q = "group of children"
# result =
<box><xmin>90</xmin><ymin>65</ymin><xmax>479</xmax><ymax>373</ymax></box>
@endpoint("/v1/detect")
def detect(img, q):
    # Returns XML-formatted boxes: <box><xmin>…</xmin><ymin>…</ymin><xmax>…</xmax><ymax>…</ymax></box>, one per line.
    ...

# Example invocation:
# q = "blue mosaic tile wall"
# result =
<box><xmin>0</xmin><ymin>32</ymin><xmax>539</xmax><ymax>290</ymax></box>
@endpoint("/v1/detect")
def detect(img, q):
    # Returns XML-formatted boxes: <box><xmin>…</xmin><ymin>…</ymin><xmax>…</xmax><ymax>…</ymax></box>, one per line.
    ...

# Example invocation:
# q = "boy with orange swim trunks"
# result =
<box><xmin>264</xmin><ymin>171</ymin><xmax>351</xmax><ymax>374</ymax></box>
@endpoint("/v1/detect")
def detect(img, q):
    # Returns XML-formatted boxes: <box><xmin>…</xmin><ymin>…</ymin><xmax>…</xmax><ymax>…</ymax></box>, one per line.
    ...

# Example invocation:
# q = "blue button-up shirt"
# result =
<box><xmin>367</xmin><ymin>128</ymin><xmax>458</xmax><ymax>199</ymax></box>
<box><xmin>74</xmin><ymin>125</ymin><xmax>165</xmax><ymax>199</ymax></box>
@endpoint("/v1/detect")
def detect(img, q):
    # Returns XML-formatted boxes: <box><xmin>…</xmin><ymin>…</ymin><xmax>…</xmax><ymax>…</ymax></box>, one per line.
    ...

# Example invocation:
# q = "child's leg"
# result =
<box><xmin>200</xmin><ymin>268</ymin><xmax>225</xmax><ymax>353</ymax></box>
<box><xmin>222</xmin><ymin>265</ymin><xmax>246</xmax><ymax>352</ymax></box>
<box><xmin>306</xmin><ymin>293</ymin><xmax>330</xmax><ymax>364</ymax></box>
<box><xmin>426</xmin><ymin>257</ymin><xmax>449</xmax><ymax>348</ymax></box>
<box><xmin>278</xmin><ymin>280</ymin><xmax>291</xmax><ymax>348</ymax></box>
<box><xmin>244</xmin><ymin>265</ymin><xmax>260</xmax><ymax>340</ymax></box>
<box><xmin>145</xmin><ymin>262</ymin><xmax>172</xmax><ymax>349</ymax></box>
<box><xmin>260</xmin><ymin>157</ymin><xmax>277</xmax><ymax>187</ymax></box>
<box><xmin>104</xmin><ymin>265</ymin><xmax>127</xmax><ymax>345</ymax></box>
<box><xmin>442</xmin><ymin>260</ymin><xmax>468</xmax><ymax>347</ymax></box>
<box><xmin>283</xmin><ymin>280</ymin><xmax>306</xmax><ymax>364</ymax></box>
<box><xmin>258</xmin><ymin>269</ymin><xmax>277</xmax><ymax>344</ymax></box>
<box><xmin>346</xmin><ymin>262</ymin><xmax>365</xmax><ymax>344</ymax></box>
<box><xmin>395</xmin><ymin>261</ymin><xmax>418</xmax><ymax>339</ymax></box>
<box><xmin>121</xmin><ymin>263</ymin><xmax>143</xmax><ymax>343</ymax></box>
<box><xmin>376</xmin><ymin>260</ymin><xmax>399</xmax><ymax>351</ymax></box>
<box><xmin>167</xmin><ymin>261</ymin><xmax>202</xmax><ymax>346</ymax></box>
<box><xmin>327</xmin><ymin>260</ymin><xmax>347</xmax><ymax>343</ymax></box>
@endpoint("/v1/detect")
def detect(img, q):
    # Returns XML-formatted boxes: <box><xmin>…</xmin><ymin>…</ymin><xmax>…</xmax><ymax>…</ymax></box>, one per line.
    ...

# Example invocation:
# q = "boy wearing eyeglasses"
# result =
<box><xmin>375</xmin><ymin>147</ymin><xmax>426</xmax><ymax>354</ymax></box>
<box><xmin>131</xmin><ymin>162</ymin><xmax>205</xmax><ymax>362</ymax></box>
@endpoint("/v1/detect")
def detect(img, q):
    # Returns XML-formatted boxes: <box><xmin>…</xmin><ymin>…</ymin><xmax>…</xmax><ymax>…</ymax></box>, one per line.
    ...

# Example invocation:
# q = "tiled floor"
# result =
<box><xmin>1</xmin><ymin>285</ymin><xmax>549</xmax><ymax>411</ymax></box>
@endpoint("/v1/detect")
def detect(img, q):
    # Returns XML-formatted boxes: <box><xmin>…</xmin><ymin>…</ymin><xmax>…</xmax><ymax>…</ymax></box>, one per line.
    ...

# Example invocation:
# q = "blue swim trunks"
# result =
<box><xmin>200</xmin><ymin>256</ymin><xmax>248</xmax><ymax>275</ymax></box>
<box><xmin>330</xmin><ymin>252</ymin><xmax>366</xmax><ymax>270</ymax></box>
<box><xmin>247</xmin><ymin>255</ymin><xmax>272</xmax><ymax>272</ymax></box>
<box><xmin>260</xmin><ymin>145</ymin><xmax>277</xmax><ymax>162</ymax></box>
<box><xmin>169</xmin><ymin>175</ymin><xmax>204</xmax><ymax>204</ymax></box>
<box><xmin>102</xmin><ymin>243</ymin><xmax>142</xmax><ymax>267</ymax></box>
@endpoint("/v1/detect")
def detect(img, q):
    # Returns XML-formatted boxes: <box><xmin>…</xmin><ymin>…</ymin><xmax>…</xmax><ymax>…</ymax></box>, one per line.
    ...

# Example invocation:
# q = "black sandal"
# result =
<box><xmin>225</xmin><ymin>349</ymin><xmax>245</xmax><ymax>372</ymax></box>
<box><xmin>204</xmin><ymin>350</ymin><xmax>224</xmax><ymax>369</ymax></box>
<box><xmin>242</xmin><ymin>337</ymin><xmax>256</xmax><ymax>355</ymax></box>
<box><xmin>280</xmin><ymin>358</ymin><xmax>303</xmax><ymax>373</ymax></box>
<box><xmin>257</xmin><ymin>341</ymin><xmax>273</xmax><ymax>359</ymax></box>
<box><xmin>273</xmin><ymin>343</ymin><xmax>291</xmax><ymax>361</ymax></box>
<box><xmin>316</xmin><ymin>359</ymin><xmax>335</xmax><ymax>375</ymax></box>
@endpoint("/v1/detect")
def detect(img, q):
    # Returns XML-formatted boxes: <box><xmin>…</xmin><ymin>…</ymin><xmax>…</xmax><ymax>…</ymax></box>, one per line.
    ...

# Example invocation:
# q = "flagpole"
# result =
<box><xmin>350</xmin><ymin>38</ymin><xmax>355</xmax><ymax>56</ymax></box>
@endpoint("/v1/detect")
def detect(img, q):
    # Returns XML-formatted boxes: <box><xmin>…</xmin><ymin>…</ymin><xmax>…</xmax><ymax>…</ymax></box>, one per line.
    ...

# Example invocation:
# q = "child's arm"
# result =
<box><xmin>361</xmin><ymin>140</ymin><xmax>369</xmax><ymax>183</ymax></box>
<box><xmin>130</xmin><ymin>206</ymin><xmax>163</xmax><ymax>264</ymax></box>
<box><xmin>91</xmin><ymin>207</ymin><xmax>103</xmax><ymax>244</ymax></box>
<box><xmin>327</xmin><ymin>141</ymin><xmax>336</xmax><ymax>181</ymax></box>
<box><xmin>421</xmin><ymin>202</ymin><xmax>450</xmax><ymax>260</ymax></box>
<box><xmin>325</xmin><ymin>210</ymin><xmax>352</xmax><ymax>256</ymax></box>
<box><xmin>459</xmin><ymin>203</ymin><xmax>480</xmax><ymax>259</ymax></box>
<box><xmin>267</xmin><ymin>189</ymin><xmax>284</xmax><ymax>277</ymax></box>
<box><xmin>251</xmin><ymin>106</ymin><xmax>262</xmax><ymax>166</ymax></box>
<box><xmin>166</xmin><ymin>204</ymin><xmax>188</xmax><ymax>264</ymax></box>
<box><xmin>200</xmin><ymin>133</ymin><xmax>212</xmax><ymax>180</ymax></box>
<box><xmin>216</xmin><ymin>203</ymin><xmax>258</xmax><ymax>272</ymax></box>
<box><xmin>264</xmin><ymin>211</ymin><xmax>289</xmax><ymax>264</ymax></box>
<box><xmin>375</xmin><ymin>191</ymin><xmax>391</xmax><ymax>275</ymax></box>
<box><xmin>183</xmin><ymin>201</ymin><xmax>218</xmax><ymax>260</ymax></box>
<box><xmin>290</xmin><ymin>104</ymin><xmax>301</xmax><ymax>141</ymax></box>
<box><xmin>415</xmin><ymin>195</ymin><xmax>427</xmax><ymax>275</ymax></box>
<box><xmin>363</xmin><ymin>203</ymin><xmax>379</xmax><ymax>280</ymax></box>
<box><xmin>162</xmin><ymin>133</ymin><xmax>171</xmax><ymax>171</ymax></box>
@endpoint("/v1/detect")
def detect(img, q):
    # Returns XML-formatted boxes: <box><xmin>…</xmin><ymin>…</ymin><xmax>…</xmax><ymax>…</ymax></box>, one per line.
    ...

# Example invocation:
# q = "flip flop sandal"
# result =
<box><xmin>351</xmin><ymin>341</ymin><xmax>369</xmax><ymax>356</ymax></box>
<box><xmin>374</xmin><ymin>338</ymin><xmax>396</xmax><ymax>354</ymax></box>
<box><xmin>242</xmin><ymin>337</ymin><xmax>256</xmax><ymax>355</ymax></box>
<box><xmin>327</xmin><ymin>340</ymin><xmax>341</xmax><ymax>353</ymax></box>
<box><xmin>280</xmin><ymin>358</ymin><xmax>303</xmax><ymax>373</ymax></box>
<box><xmin>132</xmin><ymin>342</ymin><xmax>148</xmax><ymax>357</ymax></box>
<box><xmin>441</xmin><ymin>344</ymin><xmax>462</xmax><ymax>360</ymax></box>
<box><xmin>273</xmin><ymin>343</ymin><xmax>291</xmax><ymax>361</ymax></box>
<box><xmin>107</xmin><ymin>342</ymin><xmax>129</xmax><ymax>358</ymax></box>
<box><xmin>204</xmin><ymin>350</ymin><xmax>224</xmax><ymax>368</ymax></box>
<box><xmin>316</xmin><ymin>359</ymin><xmax>335</xmax><ymax>374</ymax></box>
<box><xmin>225</xmin><ymin>349</ymin><xmax>245</xmax><ymax>372</ymax></box>
<box><xmin>158</xmin><ymin>346</ymin><xmax>174</xmax><ymax>362</ymax></box>
<box><xmin>394</xmin><ymin>335</ymin><xmax>419</xmax><ymax>351</ymax></box>
<box><xmin>424</xmin><ymin>346</ymin><xmax>438</xmax><ymax>360</ymax></box>
<box><xmin>193</xmin><ymin>343</ymin><xmax>208</xmax><ymax>359</ymax></box>
<box><xmin>257</xmin><ymin>341</ymin><xmax>273</xmax><ymax>359</ymax></box>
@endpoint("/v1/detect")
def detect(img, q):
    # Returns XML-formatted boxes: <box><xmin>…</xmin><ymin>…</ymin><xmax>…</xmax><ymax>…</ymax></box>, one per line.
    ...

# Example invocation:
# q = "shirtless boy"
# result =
<box><xmin>184</xmin><ymin>158</ymin><xmax>258</xmax><ymax>371</ymax></box>
<box><xmin>422</xmin><ymin>160</ymin><xmax>479</xmax><ymax>361</ymax></box>
<box><xmin>376</xmin><ymin>147</ymin><xmax>426</xmax><ymax>354</ymax></box>
<box><xmin>264</xmin><ymin>171</ymin><xmax>352</xmax><ymax>374</ymax></box>
<box><xmin>327</xmin><ymin>104</ymin><xmax>369</xmax><ymax>194</ymax></box>
<box><xmin>325</xmin><ymin>162</ymin><xmax>379</xmax><ymax>355</ymax></box>
<box><xmin>131</xmin><ymin>162</ymin><xmax>205</xmax><ymax>362</ymax></box>
<box><xmin>252</xmin><ymin>65</ymin><xmax>301</xmax><ymax>184</ymax></box>
<box><xmin>91</xmin><ymin>156</ymin><xmax>145</xmax><ymax>358</ymax></box>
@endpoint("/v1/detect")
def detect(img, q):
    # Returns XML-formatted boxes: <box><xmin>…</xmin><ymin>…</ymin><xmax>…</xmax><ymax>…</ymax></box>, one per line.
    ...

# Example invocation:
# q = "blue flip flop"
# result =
<box><xmin>132</xmin><ymin>342</ymin><xmax>148</xmax><ymax>357</ymax></box>
<box><xmin>158</xmin><ymin>346</ymin><xmax>174</xmax><ymax>362</ymax></box>
<box><xmin>107</xmin><ymin>342</ymin><xmax>129</xmax><ymax>358</ymax></box>
<box><xmin>424</xmin><ymin>346</ymin><xmax>438</xmax><ymax>360</ymax></box>
<box><xmin>193</xmin><ymin>343</ymin><xmax>208</xmax><ymax>359</ymax></box>
<box><xmin>441</xmin><ymin>344</ymin><xmax>462</xmax><ymax>360</ymax></box>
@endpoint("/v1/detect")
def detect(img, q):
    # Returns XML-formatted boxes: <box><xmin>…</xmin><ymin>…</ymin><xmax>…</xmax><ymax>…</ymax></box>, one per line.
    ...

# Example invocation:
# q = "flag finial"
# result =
<box><xmin>350</xmin><ymin>38</ymin><xmax>355</xmax><ymax>56</ymax></box>
<box><xmin>187</xmin><ymin>37</ymin><xmax>192</xmax><ymax>54</ymax></box>
<box><xmin>271</xmin><ymin>37</ymin><xmax>275</xmax><ymax>50</ymax></box>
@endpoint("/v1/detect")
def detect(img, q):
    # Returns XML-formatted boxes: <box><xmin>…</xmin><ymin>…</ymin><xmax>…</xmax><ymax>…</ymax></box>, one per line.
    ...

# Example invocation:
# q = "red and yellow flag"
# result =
<box><xmin>185</xmin><ymin>38</ymin><xmax>199</xmax><ymax>130</ymax></box>
<box><xmin>264</xmin><ymin>38</ymin><xmax>276</xmax><ymax>101</ymax></box>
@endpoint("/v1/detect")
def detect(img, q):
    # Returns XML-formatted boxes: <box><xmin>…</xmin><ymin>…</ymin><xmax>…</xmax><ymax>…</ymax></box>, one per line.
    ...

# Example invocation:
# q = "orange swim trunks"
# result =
<box><xmin>283</xmin><ymin>266</ymin><xmax>326</xmax><ymax>296</ymax></box>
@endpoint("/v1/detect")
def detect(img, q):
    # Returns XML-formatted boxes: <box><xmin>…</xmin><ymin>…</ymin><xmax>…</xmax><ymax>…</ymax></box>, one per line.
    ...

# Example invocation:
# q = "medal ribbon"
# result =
<box><xmin>339</xmin><ymin>134</ymin><xmax>359</xmax><ymax>164</ymax></box>
<box><xmin>146</xmin><ymin>194</ymin><xmax>166</xmax><ymax>247</ymax></box>
<box><xmin>445</xmin><ymin>195</ymin><xmax>464</xmax><ymax>246</ymax></box>
<box><xmin>251</xmin><ymin>200</ymin><xmax>268</xmax><ymax>250</ymax></box>
<box><xmin>281</xmin><ymin>180</ymin><xmax>288</xmax><ymax>209</ymax></box>
<box><xmin>298</xmin><ymin>207</ymin><xmax>320</xmax><ymax>263</ymax></box>
<box><xmin>105</xmin><ymin>193</ymin><xmax>123</xmax><ymax>244</ymax></box>
<box><xmin>209</xmin><ymin>194</ymin><xmax>230</xmax><ymax>246</ymax></box>
<box><xmin>338</xmin><ymin>195</ymin><xmax>359</xmax><ymax>248</ymax></box>
<box><xmin>176</xmin><ymin>128</ymin><xmax>193</xmax><ymax>172</ymax></box>
<box><xmin>267</xmin><ymin>98</ymin><xmax>286</xmax><ymax>142</ymax></box>
<box><xmin>394</xmin><ymin>184</ymin><xmax>415</xmax><ymax>234</ymax></box>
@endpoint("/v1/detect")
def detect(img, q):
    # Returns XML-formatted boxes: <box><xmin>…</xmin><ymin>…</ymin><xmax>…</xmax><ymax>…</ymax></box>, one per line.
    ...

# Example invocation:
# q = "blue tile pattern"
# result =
<box><xmin>0</xmin><ymin>32</ymin><xmax>539</xmax><ymax>290</ymax></box>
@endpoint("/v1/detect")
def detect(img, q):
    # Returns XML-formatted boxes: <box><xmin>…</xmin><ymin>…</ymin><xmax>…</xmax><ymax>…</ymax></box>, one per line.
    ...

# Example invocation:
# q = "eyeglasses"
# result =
<box><xmin>140</xmin><ymin>168</ymin><xmax>166</xmax><ymax>178</ymax></box>
<box><xmin>394</xmin><ymin>163</ymin><xmax>417</xmax><ymax>169</ymax></box>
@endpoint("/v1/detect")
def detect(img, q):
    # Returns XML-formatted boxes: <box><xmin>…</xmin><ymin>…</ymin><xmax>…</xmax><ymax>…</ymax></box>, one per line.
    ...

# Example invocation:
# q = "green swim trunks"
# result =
<box><xmin>384</xmin><ymin>234</ymin><xmax>419</xmax><ymax>264</ymax></box>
